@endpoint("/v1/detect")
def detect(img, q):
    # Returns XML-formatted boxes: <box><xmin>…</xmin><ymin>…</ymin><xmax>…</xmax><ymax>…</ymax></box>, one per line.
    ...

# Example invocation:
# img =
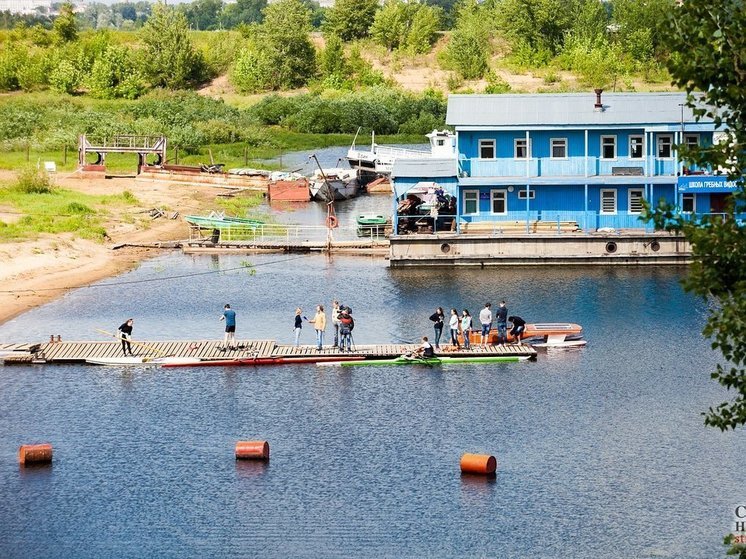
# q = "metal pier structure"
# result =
<box><xmin>0</xmin><ymin>340</ymin><xmax>536</xmax><ymax>365</ymax></box>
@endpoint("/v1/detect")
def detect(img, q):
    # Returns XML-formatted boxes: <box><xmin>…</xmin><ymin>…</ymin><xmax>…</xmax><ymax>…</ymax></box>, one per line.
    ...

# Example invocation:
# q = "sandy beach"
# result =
<box><xmin>0</xmin><ymin>171</ymin><xmax>237</xmax><ymax>326</ymax></box>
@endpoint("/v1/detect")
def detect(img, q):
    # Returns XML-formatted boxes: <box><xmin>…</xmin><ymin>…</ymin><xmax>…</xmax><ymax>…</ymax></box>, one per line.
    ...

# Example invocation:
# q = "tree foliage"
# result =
<box><xmin>220</xmin><ymin>0</ymin><xmax>266</xmax><ymax>28</ymax></box>
<box><xmin>645</xmin><ymin>0</ymin><xmax>746</xmax><ymax>431</ymax></box>
<box><xmin>322</xmin><ymin>0</ymin><xmax>378</xmax><ymax>41</ymax></box>
<box><xmin>371</xmin><ymin>0</ymin><xmax>441</xmax><ymax>54</ymax></box>
<box><xmin>441</xmin><ymin>1</ymin><xmax>490</xmax><ymax>79</ymax></box>
<box><xmin>180</xmin><ymin>0</ymin><xmax>223</xmax><ymax>30</ymax></box>
<box><xmin>231</xmin><ymin>0</ymin><xmax>316</xmax><ymax>93</ymax></box>
<box><xmin>53</xmin><ymin>2</ymin><xmax>78</xmax><ymax>43</ymax></box>
<box><xmin>140</xmin><ymin>3</ymin><xmax>205</xmax><ymax>89</ymax></box>
<box><xmin>87</xmin><ymin>45</ymin><xmax>145</xmax><ymax>99</ymax></box>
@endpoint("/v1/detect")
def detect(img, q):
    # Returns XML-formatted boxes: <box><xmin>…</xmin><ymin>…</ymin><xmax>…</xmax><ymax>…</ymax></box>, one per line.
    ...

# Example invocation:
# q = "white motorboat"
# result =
<box><xmin>309</xmin><ymin>168</ymin><xmax>360</xmax><ymax>202</ymax></box>
<box><xmin>346</xmin><ymin>129</ymin><xmax>457</xmax><ymax>183</ymax></box>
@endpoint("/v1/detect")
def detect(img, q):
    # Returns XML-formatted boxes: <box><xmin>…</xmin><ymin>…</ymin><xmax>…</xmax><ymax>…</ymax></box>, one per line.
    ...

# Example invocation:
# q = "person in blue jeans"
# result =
<box><xmin>496</xmin><ymin>301</ymin><xmax>508</xmax><ymax>345</ymax></box>
<box><xmin>429</xmin><ymin>307</ymin><xmax>445</xmax><ymax>349</ymax></box>
<box><xmin>460</xmin><ymin>309</ymin><xmax>473</xmax><ymax>349</ymax></box>
<box><xmin>479</xmin><ymin>303</ymin><xmax>492</xmax><ymax>347</ymax></box>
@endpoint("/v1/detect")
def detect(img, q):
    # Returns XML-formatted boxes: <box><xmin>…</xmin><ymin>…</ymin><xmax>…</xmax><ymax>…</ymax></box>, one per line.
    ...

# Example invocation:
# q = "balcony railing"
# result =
<box><xmin>465</xmin><ymin>156</ymin><xmax>679</xmax><ymax>178</ymax></box>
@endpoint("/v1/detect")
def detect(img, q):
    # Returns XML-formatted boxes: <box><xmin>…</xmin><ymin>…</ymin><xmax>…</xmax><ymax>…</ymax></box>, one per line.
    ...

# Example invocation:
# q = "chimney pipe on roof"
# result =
<box><xmin>594</xmin><ymin>88</ymin><xmax>604</xmax><ymax>111</ymax></box>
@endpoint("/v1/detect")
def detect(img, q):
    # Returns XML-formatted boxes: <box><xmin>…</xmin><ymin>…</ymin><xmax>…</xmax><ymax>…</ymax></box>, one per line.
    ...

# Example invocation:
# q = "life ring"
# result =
<box><xmin>326</xmin><ymin>215</ymin><xmax>338</xmax><ymax>228</ymax></box>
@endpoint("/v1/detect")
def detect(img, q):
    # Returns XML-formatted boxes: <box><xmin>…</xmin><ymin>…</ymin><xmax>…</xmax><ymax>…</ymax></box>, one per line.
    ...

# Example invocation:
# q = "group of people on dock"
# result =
<box><xmin>115</xmin><ymin>300</ymin><xmax>524</xmax><ymax>357</ymax></box>
<box><xmin>428</xmin><ymin>302</ymin><xmax>525</xmax><ymax>350</ymax></box>
<box><xmin>293</xmin><ymin>301</ymin><xmax>355</xmax><ymax>352</ymax></box>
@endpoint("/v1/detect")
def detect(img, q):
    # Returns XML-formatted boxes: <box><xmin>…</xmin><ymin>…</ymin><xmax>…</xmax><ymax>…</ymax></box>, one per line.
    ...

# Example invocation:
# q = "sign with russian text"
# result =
<box><xmin>677</xmin><ymin>175</ymin><xmax>743</xmax><ymax>193</ymax></box>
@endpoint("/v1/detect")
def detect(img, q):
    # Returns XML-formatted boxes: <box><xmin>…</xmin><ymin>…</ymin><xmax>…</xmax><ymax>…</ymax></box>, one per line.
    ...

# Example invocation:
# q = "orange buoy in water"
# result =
<box><xmin>18</xmin><ymin>443</ymin><xmax>53</xmax><ymax>465</ymax></box>
<box><xmin>460</xmin><ymin>453</ymin><xmax>497</xmax><ymax>475</ymax></box>
<box><xmin>235</xmin><ymin>440</ymin><xmax>269</xmax><ymax>461</ymax></box>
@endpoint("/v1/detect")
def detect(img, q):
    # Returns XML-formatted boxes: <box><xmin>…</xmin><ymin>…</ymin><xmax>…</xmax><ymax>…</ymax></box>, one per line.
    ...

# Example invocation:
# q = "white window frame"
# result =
<box><xmin>657</xmin><ymin>134</ymin><xmax>673</xmax><ymax>159</ymax></box>
<box><xmin>682</xmin><ymin>193</ymin><xmax>696</xmax><ymax>214</ymax></box>
<box><xmin>478</xmin><ymin>139</ymin><xmax>496</xmax><ymax>160</ymax></box>
<box><xmin>463</xmin><ymin>190</ymin><xmax>479</xmax><ymax>215</ymax></box>
<box><xmin>600</xmin><ymin>189</ymin><xmax>617</xmax><ymax>215</ymax></box>
<box><xmin>514</xmin><ymin>138</ymin><xmax>530</xmax><ymax>160</ymax></box>
<box><xmin>550</xmin><ymin>138</ymin><xmax>568</xmax><ymax>160</ymax></box>
<box><xmin>600</xmin><ymin>135</ymin><xmax>617</xmax><ymax>160</ymax></box>
<box><xmin>490</xmin><ymin>189</ymin><xmax>508</xmax><ymax>215</ymax></box>
<box><xmin>517</xmin><ymin>189</ymin><xmax>535</xmax><ymax>200</ymax></box>
<box><xmin>629</xmin><ymin>135</ymin><xmax>644</xmax><ymax>159</ymax></box>
<box><xmin>628</xmin><ymin>188</ymin><xmax>644</xmax><ymax>214</ymax></box>
<box><xmin>683</xmin><ymin>133</ymin><xmax>699</xmax><ymax>149</ymax></box>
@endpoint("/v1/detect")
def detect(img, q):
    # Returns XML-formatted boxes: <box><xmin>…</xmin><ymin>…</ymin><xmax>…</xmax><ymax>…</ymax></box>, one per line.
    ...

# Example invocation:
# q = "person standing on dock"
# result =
<box><xmin>338</xmin><ymin>308</ymin><xmax>354</xmax><ymax>352</ymax></box>
<box><xmin>117</xmin><ymin>318</ymin><xmax>134</xmax><ymax>356</ymax></box>
<box><xmin>293</xmin><ymin>308</ymin><xmax>303</xmax><ymax>347</ymax></box>
<box><xmin>479</xmin><ymin>303</ymin><xmax>492</xmax><ymax>347</ymax></box>
<box><xmin>309</xmin><ymin>305</ymin><xmax>327</xmax><ymax>350</ymax></box>
<box><xmin>449</xmin><ymin>308</ymin><xmax>460</xmax><ymax>349</ymax></box>
<box><xmin>508</xmin><ymin>315</ymin><xmax>526</xmax><ymax>345</ymax></box>
<box><xmin>429</xmin><ymin>307</ymin><xmax>445</xmax><ymax>349</ymax></box>
<box><xmin>220</xmin><ymin>304</ymin><xmax>237</xmax><ymax>351</ymax></box>
<box><xmin>461</xmin><ymin>310</ymin><xmax>472</xmax><ymax>349</ymax></box>
<box><xmin>331</xmin><ymin>300</ymin><xmax>341</xmax><ymax>348</ymax></box>
<box><xmin>496</xmin><ymin>301</ymin><xmax>508</xmax><ymax>345</ymax></box>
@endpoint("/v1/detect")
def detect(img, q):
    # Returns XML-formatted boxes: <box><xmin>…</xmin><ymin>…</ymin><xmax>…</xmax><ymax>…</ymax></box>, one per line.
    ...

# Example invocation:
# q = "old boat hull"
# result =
<box><xmin>466</xmin><ymin>322</ymin><xmax>584</xmax><ymax>345</ymax></box>
<box><xmin>309</xmin><ymin>169</ymin><xmax>359</xmax><ymax>202</ymax></box>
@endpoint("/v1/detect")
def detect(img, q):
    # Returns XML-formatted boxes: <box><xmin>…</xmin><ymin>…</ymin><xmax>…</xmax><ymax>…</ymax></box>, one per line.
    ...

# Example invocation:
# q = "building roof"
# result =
<box><xmin>392</xmin><ymin>158</ymin><xmax>458</xmax><ymax>178</ymax></box>
<box><xmin>446</xmin><ymin>93</ymin><xmax>713</xmax><ymax>128</ymax></box>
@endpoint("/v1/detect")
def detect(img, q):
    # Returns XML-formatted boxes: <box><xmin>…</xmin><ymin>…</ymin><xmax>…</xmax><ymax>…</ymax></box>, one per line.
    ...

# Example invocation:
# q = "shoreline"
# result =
<box><xmin>0</xmin><ymin>173</ymin><xmax>233</xmax><ymax>329</ymax></box>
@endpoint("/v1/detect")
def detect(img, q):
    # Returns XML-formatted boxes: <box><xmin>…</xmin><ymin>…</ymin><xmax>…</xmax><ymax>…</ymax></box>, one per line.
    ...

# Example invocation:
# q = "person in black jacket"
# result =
<box><xmin>508</xmin><ymin>315</ymin><xmax>526</xmax><ymax>345</ymax></box>
<box><xmin>496</xmin><ymin>301</ymin><xmax>508</xmax><ymax>344</ymax></box>
<box><xmin>117</xmin><ymin>318</ymin><xmax>134</xmax><ymax>356</ymax></box>
<box><xmin>429</xmin><ymin>307</ymin><xmax>445</xmax><ymax>349</ymax></box>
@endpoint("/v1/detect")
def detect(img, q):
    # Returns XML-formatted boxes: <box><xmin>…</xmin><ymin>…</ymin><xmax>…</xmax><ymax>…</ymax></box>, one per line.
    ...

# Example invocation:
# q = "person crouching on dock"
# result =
<box><xmin>508</xmin><ymin>315</ymin><xmax>526</xmax><ymax>345</ymax></box>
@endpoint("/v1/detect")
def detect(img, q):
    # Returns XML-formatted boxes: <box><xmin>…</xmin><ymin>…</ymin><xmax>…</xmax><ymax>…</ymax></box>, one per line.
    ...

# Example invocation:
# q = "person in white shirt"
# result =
<box><xmin>449</xmin><ymin>308</ymin><xmax>460</xmax><ymax>349</ymax></box>
<box><xmin>479</xmin><ymin>303</ymin><xmax>492</xmax><ymax>347</ymax></box>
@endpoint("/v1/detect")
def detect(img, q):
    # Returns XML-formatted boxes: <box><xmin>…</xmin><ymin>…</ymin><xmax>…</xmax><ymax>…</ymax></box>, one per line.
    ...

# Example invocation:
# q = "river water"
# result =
<box><xmin>0</xmin><ymin>253</ymin><xmax>744</xmax><ymax>558</ymax></box>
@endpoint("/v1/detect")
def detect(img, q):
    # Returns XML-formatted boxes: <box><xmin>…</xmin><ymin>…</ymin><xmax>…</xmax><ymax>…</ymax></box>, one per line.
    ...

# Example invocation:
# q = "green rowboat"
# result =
<box><xmin>185</xmin><ymin>214</ymin><xmax>264</xmax><ymax>229</ymax></box>
<box><xmin>319</xmin><ymin>355</ymin><xmax>529</xmax><ymax>367</ymax></box>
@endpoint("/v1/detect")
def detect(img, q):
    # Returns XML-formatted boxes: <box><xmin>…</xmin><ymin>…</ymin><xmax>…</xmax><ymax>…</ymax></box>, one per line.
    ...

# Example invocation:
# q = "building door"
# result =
<box><xmin>710</xmin><ymin>193</ymin><xmax>729</xmax><ymax>214</ymax></box>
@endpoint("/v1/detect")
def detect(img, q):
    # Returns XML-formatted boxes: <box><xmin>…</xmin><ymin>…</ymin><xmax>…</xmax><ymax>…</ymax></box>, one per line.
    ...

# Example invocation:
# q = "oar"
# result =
<box><xmin>95</xmin><ymin>328</ymin><xmax>171</xmax><ymax>358</ymax></box>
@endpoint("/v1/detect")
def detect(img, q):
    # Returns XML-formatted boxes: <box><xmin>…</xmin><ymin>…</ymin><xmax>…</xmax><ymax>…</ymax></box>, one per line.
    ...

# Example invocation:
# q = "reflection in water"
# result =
<box><xmin>0</xmin><ymin>255</ymin><xmax>744</xmax><ymax>558</ymax></box>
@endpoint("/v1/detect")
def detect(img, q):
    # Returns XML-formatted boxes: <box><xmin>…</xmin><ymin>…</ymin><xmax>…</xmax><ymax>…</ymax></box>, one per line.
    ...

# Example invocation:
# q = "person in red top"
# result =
<box><xmin>338</xmin><ymin>309</ymin><xmax>354</xmax><ymax>352</ymax></box>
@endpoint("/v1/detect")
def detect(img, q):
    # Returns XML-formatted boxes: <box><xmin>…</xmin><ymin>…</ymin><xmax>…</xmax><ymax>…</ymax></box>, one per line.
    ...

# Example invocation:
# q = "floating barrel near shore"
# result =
<box><xmin>460</xmin><ymin>453</ymin><xmax>497</xmax><ymax>475</ymax></box>
<box><xmin>235</xmin><ymin>441</ymin><xmax>270</xmax><ymax>461</ymax></box>
<box><xmin>19</xmin><ymin>443</ymin><xmax>53</xmax><ymax>465</ymax></box>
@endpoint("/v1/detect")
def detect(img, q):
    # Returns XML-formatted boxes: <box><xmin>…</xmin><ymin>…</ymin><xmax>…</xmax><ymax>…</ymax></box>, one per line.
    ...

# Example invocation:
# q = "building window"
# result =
<box><xmin>550</xmin><ymin>138</ymin><xmax>567</xmax><ymax>159</ymax></box>
<box><xmin>601</xmin><ymin>136</ymin><xmax>617</xmax><ymax>160</ymax></box>
<box><xmin>491</xmin><ymin>190</ymin><xmax>507</xmax><ymax>214</ymax></box>
<box><xmin>437</xmin><ymin>139</ymin><xmax>445</xmax><ymax>146</ymax></box>
<box><xmin>517</xmin><ymin>189</ymin><xmax>535</xmax><ymax>200</ymax></box>
<box><xmin>629</xmin><ymin>135</ymin><xmax>644</xmax><ymax>159</ymax></box>
<box><xmin>684</xmin><ymin>134</ymin><xmax>699</xmax><ymax>149</ymax></box>
<box><xmin>657</xmin><ymin>134</ymin><xmax>673</xmax><ymax>158</ymax></box>
<box><xmin>600</xmin><ymin>189</ymin><xmax>617</xmax><ymax>214</ymax></box>
<box><xmin>514</xmin><ymin>138</ymin><xmax>530</xmax><ymax>159</ymax></box>
<box><xmin>628</xmin><ymin>189</ymin><xmax>644</xmax><ymax>214</ymax></box>
<box><xmin>479</xmin><ymin>139</ymin><xmax>495</xmax><ymax>159</ymax></box>
<box><xmin>463</xmin><ymin>190</ymin><xmax>479</xmax><ymax>215</ymax></box>
<box><xmin>682</xmin><ymin>193</ymin><xmax>695</xmax><ymax>213</ymax></box>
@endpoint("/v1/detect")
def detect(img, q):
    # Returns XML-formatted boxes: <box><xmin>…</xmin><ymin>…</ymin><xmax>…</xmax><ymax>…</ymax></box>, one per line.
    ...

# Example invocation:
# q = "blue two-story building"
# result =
<box><xmin>392</xmin><ymin>92</ymin><xmax>737</xmax><ymax>235</ymax></box>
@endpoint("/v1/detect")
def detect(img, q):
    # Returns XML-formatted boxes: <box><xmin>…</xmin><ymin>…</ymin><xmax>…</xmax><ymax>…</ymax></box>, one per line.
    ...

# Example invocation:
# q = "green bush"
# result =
<box><xmin>14</xmin><ymin>167</ymin><xmax>55</xmax><ymax>194</ymax></box>
<box><xmin>87</xmin><ymin>45</ymin><xmax>146</xmax><ymax>99</ymax></box>
<box><xmin>49</xmin><ymin>59</ymin><xmax>80</xmax><ymax>94</ymax></box>
<box><xmin>484</xmin><ymin>71</ymin><xmax>511</xmax><ymax>94</ymax></box>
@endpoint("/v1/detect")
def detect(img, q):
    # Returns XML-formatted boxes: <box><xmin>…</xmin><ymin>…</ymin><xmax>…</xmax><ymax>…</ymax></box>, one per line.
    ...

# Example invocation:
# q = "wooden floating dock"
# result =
<box><xmin>0</xmin><ymin>339</ymin><xmax>536</xmax><ymax>365</ymax></box>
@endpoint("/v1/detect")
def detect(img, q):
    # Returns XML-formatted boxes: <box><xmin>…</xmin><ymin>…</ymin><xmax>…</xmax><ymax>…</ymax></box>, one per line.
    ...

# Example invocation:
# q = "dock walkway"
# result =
<box><xmin>1</xmin><ymin>340</ymin><xmax>536</xmax><ymax>365</ymax></box>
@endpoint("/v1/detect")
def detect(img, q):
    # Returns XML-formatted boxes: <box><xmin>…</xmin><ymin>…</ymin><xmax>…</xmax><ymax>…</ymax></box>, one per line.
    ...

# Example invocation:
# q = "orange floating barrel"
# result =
<box><xmin>460</xmin><ymin>453</ymin><xmax>497</xmax><ymax>475</ymax></box>
<box><xmin>18</xmin><ymin>443</ymin><xmax>53</xmax><ymax>465</ymax></box>
<box><xmin>235</xmin><ymin>440</ymin><xmax>269</xmax><ymax>461</ymax></box>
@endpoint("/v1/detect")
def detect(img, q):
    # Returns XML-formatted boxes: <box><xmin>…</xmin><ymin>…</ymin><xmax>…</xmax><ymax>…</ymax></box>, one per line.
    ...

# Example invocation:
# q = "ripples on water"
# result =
<box><xmin>0</xmin><ymin>254</ymin><xmax>744</xmax><ymax>558</ymax></box>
